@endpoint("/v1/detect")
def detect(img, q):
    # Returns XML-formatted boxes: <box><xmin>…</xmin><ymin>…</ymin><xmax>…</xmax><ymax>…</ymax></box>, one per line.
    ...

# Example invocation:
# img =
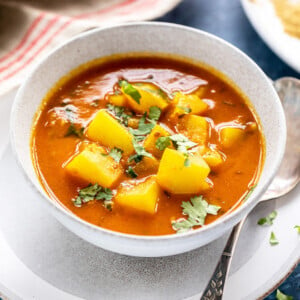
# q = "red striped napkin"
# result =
<box><xmin>0</xmin><ymin>0</ymin><xmax>181</xmax><ymax>96</ymax></box>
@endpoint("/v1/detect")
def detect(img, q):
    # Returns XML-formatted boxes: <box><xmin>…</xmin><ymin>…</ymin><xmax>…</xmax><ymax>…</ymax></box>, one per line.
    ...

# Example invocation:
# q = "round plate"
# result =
<box><xmin>241</xmin><ymin>0</ymin><xmax>300</xmax><ymax>73</ymax></box>
<box><xmin>0</xmin><ymin>91</ymin><xmax>299</xmax><ymax>299</ymax></box>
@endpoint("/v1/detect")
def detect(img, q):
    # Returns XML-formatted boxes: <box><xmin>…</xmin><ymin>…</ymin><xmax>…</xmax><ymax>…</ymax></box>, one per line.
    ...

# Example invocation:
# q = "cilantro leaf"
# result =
<box><xmin>156</xmin><ymin>136</ymin><xmax>171</xmax><ymax>151</ymax></box>
<box><xmin>184</xmin><ymin>157</ymin><xmax>191</xmax><ymax>167</ymax></box>
<box><xmin>106</xmin><ymin>104</ymin><xmax>132</xmax><ymax>126</ymax></box>
<box><xmin>126</xmin><ymin>166</ymin><xmax>138</xmax><ymax>178</ymax></box>
<box><xmin>107</xmin><ymin>147</ymin><xmax>123</xmax><ymax>163</ymax></box>
<box><xmin>276</xmin><ymin>289</ymin><xmax>293</xmax><ymax>300</ymax></box>
<box><xmin>257</xmin><ymin>210</ymin><xmax>277</xmax><ymax>226</ymax></box>
<box><xmin>129</xmin><ymin>138</ymin><xmax>153</xmax><ymax>163</ymax></box>
<box><xmin>148</xmin><ymin>106</ymin><xmax>161</xmax><ymax>121</ymax></box>
<box><xmin>172</xmin><ymin>196</ymin><xmax>221</xmax><ymax>233</ymax></box>
<box><xmin>65</xmin><ymin>123</ymin><xmax>84</xmax><ymax>138</ymax></box>
<box><xmin>269</xmin><ymin>231</ymin><xmax>279</xmax><ymax>245</ymax></box>
<box><xmin>73</xmin><ymin>184</ymin><xmax>113</xmax><ymax>210</ymax></box>
<box><xmin>119</xmin><ymin>80</ymin><xmax>141</xmax><ymax>104</ymax></box>
<box><xmin>294</xmin><ymin>225</ymin><xmax>300</xmax><ymax>234</ymax></box>
<box><xmin>243</xmin><ymin>184</ymin><xmax>257</xmax><ymax>201</ymax></box>
<box><xmin>129</xmin><ymin>115</ymin><xmax>155</xmax><ymax>141</ymax></box>
<box><xmin>170</xmin><ymin>134</ymin><xmax>197</xmax><ymax>154</ymax></box>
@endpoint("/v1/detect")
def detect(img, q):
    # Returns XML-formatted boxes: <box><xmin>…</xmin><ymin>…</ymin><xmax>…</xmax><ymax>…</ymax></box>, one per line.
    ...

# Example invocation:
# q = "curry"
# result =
<box><xmin>31</xmin><ymin>55</ymin><xmax>264</xmax><ymax>236</ymax></box>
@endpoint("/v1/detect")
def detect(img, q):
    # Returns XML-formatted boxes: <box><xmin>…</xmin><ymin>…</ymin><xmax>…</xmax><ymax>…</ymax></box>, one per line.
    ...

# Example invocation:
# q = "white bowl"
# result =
<box><xmin>10</xmin><ymin>22</ymin><xmax>286</xmax><ymax>257</ymax></box>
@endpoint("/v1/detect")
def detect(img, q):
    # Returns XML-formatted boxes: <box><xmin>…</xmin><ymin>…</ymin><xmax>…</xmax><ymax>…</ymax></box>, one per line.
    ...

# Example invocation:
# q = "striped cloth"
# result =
<box><xmin>0</xmin><ymin>0</ymin><xmax>181</xmax><ymax>96</ymax></box>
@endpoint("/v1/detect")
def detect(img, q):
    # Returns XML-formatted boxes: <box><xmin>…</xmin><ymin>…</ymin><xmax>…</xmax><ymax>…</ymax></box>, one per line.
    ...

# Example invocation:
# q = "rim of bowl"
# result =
<box><xmin>11</xmin><ymin>21</ymin><xmax>287</xmax><ymax>242</ymax></box>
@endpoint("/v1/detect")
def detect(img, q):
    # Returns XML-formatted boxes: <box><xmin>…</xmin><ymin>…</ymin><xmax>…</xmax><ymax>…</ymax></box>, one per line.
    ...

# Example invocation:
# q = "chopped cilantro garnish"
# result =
<box><xmin>126</xmin><ymin>166</ymin><xmax>138</xmax><ymax>178</ymax></box>
<box><xmin>65</xmin><ymin>123</ymin><xmax>84</xmax><ymax>138</ymax></box>
<box><xmin>294</xmin><ymin>225</ymin><xmax>300</xmax><ymax>234</ymax></box>
<box><xmin>172</xmin><ymin>196</ymin><xmax>221</xmax><ymax>233</ymax></box>
<box><xmin>103</xmin><ymin>147</ymin><xmax>123</xmax><ymax>163</ymax></box>
<box><xmin>148</xmin><ymin>106</ymin><xmax>162</xmax><ymax>121</ymax></box>
<box><xmin>184</xmin><ymin>157</ymin><xmax>191</xmax><ymax>167</ymax></box>
<box><xmin>156</xmin><ymin>136</ymin><xmax>171</xmax><ymax>151</ymax></box>
<box><xmin>243</xmin><ymin>184</ymin><xmax>257</xmax><ymax>201</ymax></box>
<box><xmin>276</xmin><ymin>289</ymin><xmax>293</xmax><ymax>300</ymax></box>
<box><xmin>106</xmin><ymin>104</ymin><xmax>132</xmax><ymax>126</ymax></box>
<box><xmin>257</xmin><ymin>210</ymin><xmax>277</xmax><ymax>226</ymax></box>
<box><xmin>269</xmin><ymin>231</ymin><xmax>279</xmax><ymax>245</ymax></box>
<box><xmin>169</xmin><ymin>134</ymin><xmax>197</xmax><ymax>154</ymax></box>
<box><xmin>129</xmin><ymin>138</ymin><xmax>153</xmax><ymax>163</ymax></box>
<box><xmin>129</xmin><ymin>114</ymin><xmax>155</xmax><ymax>141</ymax></box>
<box><xmin>119</xmin><ymin>80</ymin><xmax>141</xmax><ymax>104</ymax></box>
<box><xmin>73</xmin><ymin>184</ymin><xmax>113</xmax><ymax>210</ymax></box>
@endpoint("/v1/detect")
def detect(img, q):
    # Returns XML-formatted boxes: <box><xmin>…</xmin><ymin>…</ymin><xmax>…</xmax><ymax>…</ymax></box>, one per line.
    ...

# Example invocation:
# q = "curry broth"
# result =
<box><xmin>32</xmin><ymin>55</ymin><xmax>263</xmax><ymax>235</ymax></box>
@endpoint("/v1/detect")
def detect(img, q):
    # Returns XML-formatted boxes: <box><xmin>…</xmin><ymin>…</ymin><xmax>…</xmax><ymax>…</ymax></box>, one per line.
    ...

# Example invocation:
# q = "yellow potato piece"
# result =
<box><xmin>123</xmin><ymin>83</ymin><xmax>169</xmax><ymax>113</ymax></box>
<box><xmin>86</xmin><ymin>109</ymin><xmax>134</xmax><ymax>155</ymax></box>
<box><xmin>173</xmin><ymin>92</ymin><xmax>208</xmax><ymax>114</ymax></box>
<box><xmin>108</xmin><ymin>94</ymin><xmax>127</xmax><ymax>106</ymax></box>
<box><xmin>203</xmin><ymin>149</ymin><xmax>224</xmax><ymax>168</ymax></box>
<box><xmin>220</xmin><ymin>127</ymin><xmax>245</xmax><ymax>148</ymax></box>
<box><xmin>178</xmin><ymin>114</ymin><xmax>209</xmax><ymax>145</ymax></box>
<box><xmin>133</xmin><ymin>156</ymin><xmax>159</xmax><ymax>175</ymax></box>
<box><xmin>65</xmin><ymin>144</ymin><xmax>122</xmax><ymax>188</ymax></box>
<box><xmin>144</xmin><ymin>124</ymin><xmax>171</xmax><ymax>158</ymax></box>
<box><xmin>115</xmin><ymin>176</ymin><xmax>160</xmax><ymax>214</ymax></box>
<box><xmin>157</xmin><ymin>148</ymin><xmax>211</xmax><ymax>194</ymax></box>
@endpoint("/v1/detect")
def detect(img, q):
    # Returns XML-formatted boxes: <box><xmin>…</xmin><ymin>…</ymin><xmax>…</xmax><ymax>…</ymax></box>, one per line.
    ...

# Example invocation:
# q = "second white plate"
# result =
<box><xmin>241</xmin><ymin>0</ymin><xmax>300</xmax><ymax>73</ymax></box>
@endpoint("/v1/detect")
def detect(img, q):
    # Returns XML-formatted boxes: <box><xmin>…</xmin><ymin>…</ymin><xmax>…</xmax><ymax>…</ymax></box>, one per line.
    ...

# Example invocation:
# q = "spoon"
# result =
<box><xmin>201</xmin><ymin>77</ymin><xmax>300</xmax><ymax>300</ymax></box>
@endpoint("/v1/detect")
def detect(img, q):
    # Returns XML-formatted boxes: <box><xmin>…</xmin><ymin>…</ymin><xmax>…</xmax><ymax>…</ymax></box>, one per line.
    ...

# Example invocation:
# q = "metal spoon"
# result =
<box><xmin>201</xmin><ymin>77</ymin><xmax>300</xmax><ymax>300</ymax></box>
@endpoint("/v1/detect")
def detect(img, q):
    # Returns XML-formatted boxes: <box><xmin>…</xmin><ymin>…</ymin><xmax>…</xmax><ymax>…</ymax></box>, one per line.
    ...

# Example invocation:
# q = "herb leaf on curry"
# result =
<box><xmin>106</xmin><ymin>104</ymin><xmax>132</xmax><ymax>126</ymax></box>
<box><xmin>119</xmin><ymin>80</ymin><xmax>141</xmax><ymax>104</ymax></box>
<box><xmin>65</xmin><ymin>123</ymin><xmax>84</xmax><ymax>138</ymax></box>
<box><xmin>73</xmin><ymin>184</ymin><xmax>113</xmax><ymax>210</ymax></box>
<box><xmin>172</xmin><ymin>196</ymin><xmax>221</xmax><ymax>233</ymax></box>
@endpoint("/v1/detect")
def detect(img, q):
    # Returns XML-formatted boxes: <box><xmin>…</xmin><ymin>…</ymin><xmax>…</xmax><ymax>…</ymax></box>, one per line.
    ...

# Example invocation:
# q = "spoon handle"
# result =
<box><xmin>200</xmin><ymin>217</ymin><xmax>246</xmax><ymax>300</ymax></box>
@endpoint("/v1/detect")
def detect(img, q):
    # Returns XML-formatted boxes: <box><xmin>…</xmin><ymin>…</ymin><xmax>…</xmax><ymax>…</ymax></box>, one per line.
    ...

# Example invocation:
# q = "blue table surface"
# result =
<box><xmin>157</xmin><ymin>0</ymin><xmax>300</xmax><ymax>299</ymax></box>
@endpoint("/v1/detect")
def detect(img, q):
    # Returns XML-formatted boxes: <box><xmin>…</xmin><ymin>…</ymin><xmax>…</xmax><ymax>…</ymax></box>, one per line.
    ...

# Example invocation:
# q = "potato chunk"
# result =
<box><xmin>123</xmin><ymin>83</ymin><xmax>169</xmax><ymax>113</ymax></box>
<box><xmin>157</xmin><ymin>148</ymin><xmax>211</xmax><ymax>194</ymax></box>
<box><xmin>144</xmin><ymin>124</ymin><xmax>171</xmax><ymax>158</ymax></box>
<box><xmin>202</xmin><ymin>149</ymin><xmax>224</xmax><ymax>168</ymax></box>
<box><xmin>115</xmin><ymin>176</ymin><xmax>160</xmax><ymax>214</ymax></box>
<box><xmin>65</xmin><ymin>144</ymin><xmax>122</xmax><ymax>188</ymax></box>
<box><xmin>178</xmin><ymin>115</ymin><xmax>209</xmax><ymax>145</ymax></box>
<box><xmin>108</xmin><ymin>94</ymin><xmax>127</xmax><ymax>106</ymax></box>
<box><xmin>220</xmin><ymin>126</ymin><xmax>245</xmax><ymax>148</ymax></box>
<box><xmin>86</xmin><ymin>109</ymin><xmax>134</xmax><ymax>155</ymax></box>
<box><xmin>173</xmin><ymin>92</ymin><xmax>208</xmax><ymax>114</ymax></box>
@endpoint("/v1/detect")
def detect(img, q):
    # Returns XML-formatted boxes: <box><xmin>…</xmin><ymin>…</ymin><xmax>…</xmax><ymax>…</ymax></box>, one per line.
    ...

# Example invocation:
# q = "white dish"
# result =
<box><xmin>241</xmin><ymin>0</ymin><xmax>300</xmax><ymax>73</ymax></box>
<box><xmin>10</xmin><ymin>22</ymin><xmax>286</xmax><ymax>257</ymax></box>
<box><xmin>1</xmin><ymin>91</ymin><xmax>299</xmax><ymax>299</ymax></box>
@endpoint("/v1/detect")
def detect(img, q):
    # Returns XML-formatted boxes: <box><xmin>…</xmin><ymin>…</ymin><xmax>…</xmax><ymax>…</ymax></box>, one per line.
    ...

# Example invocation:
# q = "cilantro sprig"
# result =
<box><xmin>257</xmin><ymin>210</ymin><xmax>278</xmax><ymax>226</ymax></box>
<box><xmin>119</xmin><ymin>80</ymin><xmax>141</xmax><ymax>104</ymax></box>
<box><xmin>126</xmin><ymin>166</ymin><xmax>138</xmax><ymax>178</ymax></box>
<box><xmin>129</xmin><ymin>138</ymin><xmax>153</xmax><ymax>163</ymax></box>
<box><xmin>102</xmin><ymin>147</ymin><xmax>123</xmax><ymax>163</ymax></box>
<box><xmin>106</xmin><ymin>104</ymin><xmax>132</xmax><ymax>126</ymax></box>
<box><xmin>294</xmin><ymin>225</ymin><xmax>300</xmax><ymax>234</ymax></box>
<box><xmin>73</xmin><ymin>184</ymin><xmax>113</xmax><ymax>210</ymax></box>
<box><xmin>269</xmin><ymin>231</ymin><xmax>279</xmax><ymax>245</ymax></box>
<box><xmin>65</xmin><ymin>123</ymin><xmax>84</xmax><ymax>138</ymax></box>
<box><xmin>172</xmin><ymin>196</ymin><xmax>221</xmax><ymax>233</ymax></box>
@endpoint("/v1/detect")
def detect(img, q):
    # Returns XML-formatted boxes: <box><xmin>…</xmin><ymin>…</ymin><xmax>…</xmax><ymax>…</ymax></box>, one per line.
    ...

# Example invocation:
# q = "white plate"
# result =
<box><xmin>0</xmin><ymin>90</ymin><xmax>299</xmax><ymax>299</ymax></box>
<box><xmin>241</xmin><ymin>0</ymin><xmax>300</xmax><ymax>73</ymax></box>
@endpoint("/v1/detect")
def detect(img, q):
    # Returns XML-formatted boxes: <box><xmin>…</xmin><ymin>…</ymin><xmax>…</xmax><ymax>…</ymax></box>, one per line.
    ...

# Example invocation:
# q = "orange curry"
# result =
<box><xmin>31</xmin><ymin>55</ymin><xmax>264</xmax><ymax>235</ymax></box>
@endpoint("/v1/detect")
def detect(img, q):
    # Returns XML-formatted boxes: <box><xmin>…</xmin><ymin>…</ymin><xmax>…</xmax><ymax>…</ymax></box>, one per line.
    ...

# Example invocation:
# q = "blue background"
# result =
<box><xmin>158</xmin><ymin>0</ymin><xmax>300</xmax><ymax>299</ymax></box>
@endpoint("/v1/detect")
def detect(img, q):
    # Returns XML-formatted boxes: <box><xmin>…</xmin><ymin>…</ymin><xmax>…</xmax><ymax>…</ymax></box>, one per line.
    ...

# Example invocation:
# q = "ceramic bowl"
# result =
<box><xmin>10</xmin><ymin>22</ymin><xmax>286</xmax><ymax>257</ymax></box>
